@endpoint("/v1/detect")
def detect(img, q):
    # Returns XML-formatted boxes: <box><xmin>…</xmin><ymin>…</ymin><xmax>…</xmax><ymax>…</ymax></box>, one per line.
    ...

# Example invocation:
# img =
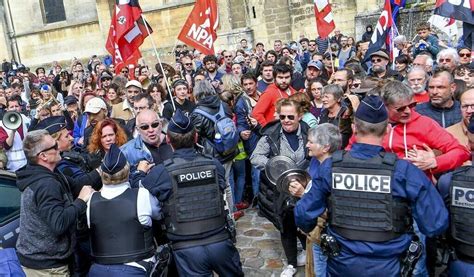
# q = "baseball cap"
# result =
<box><xmin>125</xmin><ymin>80</ymin><xmax>142</xmax><ymax>89</ymax></box>
<box><xmin>84</xmin><ymin>97</ymin><xmax>107</xmax><ymax>114</ymax></box>
<box><xmin>307</xmin><ymin>60</ymin><xmax>322</xmax><ymax>70</ymax></box>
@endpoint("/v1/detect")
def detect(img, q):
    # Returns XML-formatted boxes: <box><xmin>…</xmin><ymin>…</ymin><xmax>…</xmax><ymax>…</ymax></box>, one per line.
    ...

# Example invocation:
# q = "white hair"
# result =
<box><xmin>437</xmin><ymin>48</ymin><xmax>460</xmax><ymax>66</ymax></box>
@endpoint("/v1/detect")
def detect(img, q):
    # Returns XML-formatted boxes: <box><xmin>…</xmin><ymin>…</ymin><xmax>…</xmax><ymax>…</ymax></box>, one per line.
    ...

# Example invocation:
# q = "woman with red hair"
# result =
<box><xmin>87</xmin><ymin>119</ymin><xmax>128</xmax><ymax>157</ymax></box>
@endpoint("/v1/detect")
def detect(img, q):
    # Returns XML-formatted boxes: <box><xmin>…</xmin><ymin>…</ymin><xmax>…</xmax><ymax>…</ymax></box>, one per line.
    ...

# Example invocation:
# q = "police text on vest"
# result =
<box><xmin>332</xmin><ymin>173</ymin><xmax>391</xmax><ymax>193</ymax></box>
<box><xmin>178</xmin><ymin>170</ymin><xmax>214</xmax><ymax>183</ymax></box>
<box><xmin>452</xmin><ymin>186</ymin><xmax>474</xmax><ymax>209</ymax></box>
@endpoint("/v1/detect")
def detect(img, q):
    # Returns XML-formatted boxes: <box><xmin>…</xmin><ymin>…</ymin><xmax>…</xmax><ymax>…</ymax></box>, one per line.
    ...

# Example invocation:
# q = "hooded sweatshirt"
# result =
<box><xmin>15</xmin><ymin>164</ymin><xmax>86</xmax><ymax>269</ymax></box>
<box><xmin>347</xmin><ymin>111</ymin><xmax>470</xmax><ymax>178</ymax></box>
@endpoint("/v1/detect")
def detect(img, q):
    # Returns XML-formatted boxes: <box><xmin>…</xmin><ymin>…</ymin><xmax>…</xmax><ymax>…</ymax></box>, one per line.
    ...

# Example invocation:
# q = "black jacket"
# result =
<box><xmin>190</xmin><ymin>95</ymin><xmax>237</xmax><ymax>163</ymax></box>
<box><xmin>16</xmin><ymin>164</ymin><xmax>86</xmax><ymax>269</ymax></box>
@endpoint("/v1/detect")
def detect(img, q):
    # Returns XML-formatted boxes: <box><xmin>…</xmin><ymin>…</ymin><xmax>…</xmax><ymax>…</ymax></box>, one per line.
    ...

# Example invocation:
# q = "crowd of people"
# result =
<box><xmin>0</xmin><ymin>20</ymin><xmax>473</xmax><ymax>277</ymax></box>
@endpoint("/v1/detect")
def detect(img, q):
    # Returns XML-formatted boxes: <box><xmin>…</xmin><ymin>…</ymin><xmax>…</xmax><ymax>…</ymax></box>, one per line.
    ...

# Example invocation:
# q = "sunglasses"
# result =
<box><xmin>224</xmin><ymin>55</ymin><xmax>233</xmax><ymax>58</ymax></box>
<box><xmin>37</xmin><ymin>142</ymin><xmax>58</xmax><ymax>155</ymax></box>
<box><xmin>138</xmin><ymin>121</ymin><xmax>161</xmax><ymax>131</ymax></box>
<box><xmin>439</xmin><ymin>58</ymin><xmax>452</xmax><ymax>63</ymax></box>
<box><xmin>460</xmin><ymin>53</ymin><xmax>471</xmax><ymax>58</ymax></box>
<box><xmin>394</xmin><ymin>102</ymin><xmax>417</xmax><ymax>112</ymax></box>
<box><xmin>184</xmin><ymin>63</ymin><xmax>193</xmax><ymax>66</ymax></box>
<box><xmin>279</xmin><ymin>114</ymin><xmax>296</xmax><ymax>120</ymax></box>
<box><xmin>371</xmin><ymin>58</ymin><xmax>383</xmax><ymax>63</ymax></box>
<box><xmin>121</xmin><ymin>70</ymin><xmax>129</xmax><ymax>73</ymax></box>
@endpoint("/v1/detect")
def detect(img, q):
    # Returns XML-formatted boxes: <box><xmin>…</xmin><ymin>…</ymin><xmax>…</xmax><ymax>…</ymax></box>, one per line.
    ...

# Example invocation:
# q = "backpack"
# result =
<box><xmin>194</xmin><ymin>103</ymin><xmax>239</xmax><ymax>155</ymax></box>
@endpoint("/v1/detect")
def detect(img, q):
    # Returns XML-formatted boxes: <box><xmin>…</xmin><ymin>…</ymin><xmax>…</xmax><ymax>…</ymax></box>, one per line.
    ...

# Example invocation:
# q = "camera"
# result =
<box><xmin>320</xmin><ymin>233</ymin><xmax>340</xmax><ymax>257</ymax></box>
<box><xmin>417</xmin><ymin>42</ymin><xmax>427</xmax><ymax>51</ymax></box>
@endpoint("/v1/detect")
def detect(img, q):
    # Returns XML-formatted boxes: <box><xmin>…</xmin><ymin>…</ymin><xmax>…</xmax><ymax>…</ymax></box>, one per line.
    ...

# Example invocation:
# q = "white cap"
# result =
<box><xmin>84</xmin><ymin>97</ymin><xmax>107</xmax><ymax>114</ymax></box>
<box><xmin>125</xmin><ymin>80</ymin><xmax>142</xmax><ymax>89</ymax></box>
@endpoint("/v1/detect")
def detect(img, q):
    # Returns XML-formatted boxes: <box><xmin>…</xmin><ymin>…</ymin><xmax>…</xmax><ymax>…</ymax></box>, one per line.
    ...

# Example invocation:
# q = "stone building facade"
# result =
<box><xmin>0</xmin><ymin>0</ymin><xmax>436</xmax><ymax>68</ymax></box>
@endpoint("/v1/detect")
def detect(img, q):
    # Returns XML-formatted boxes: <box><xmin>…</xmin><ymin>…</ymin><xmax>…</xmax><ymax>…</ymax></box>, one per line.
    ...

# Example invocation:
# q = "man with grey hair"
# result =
<box><xmin>437</xmin><ymin>48</ymin><xmax>460</xmax><ymax>73</ymax></box>
<box><xmin>15</xmin><ymin>130</ymin><xmax>94</xmax><ymax>276</ymax></box>
<box><xmin>413</xmin><ymin>53</ymin><xmax>434</xmax><ymax>76</ymax></box>
<box><xmin>406</xmin><ymin>66</ymin><xmax>430</xmax><ymax>103</ymax></box>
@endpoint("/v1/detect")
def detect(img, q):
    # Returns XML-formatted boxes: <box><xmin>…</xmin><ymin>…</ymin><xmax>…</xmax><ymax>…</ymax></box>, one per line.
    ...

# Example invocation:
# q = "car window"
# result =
<box><xmin>0</xmin><ymin>178</ymin><xmax>20</xmax><ymax>226</ymax></box>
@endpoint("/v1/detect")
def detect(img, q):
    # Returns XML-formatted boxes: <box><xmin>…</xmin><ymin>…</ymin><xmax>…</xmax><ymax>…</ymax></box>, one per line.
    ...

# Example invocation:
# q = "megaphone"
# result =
<box><xmin>2</xmin><ymin>111</ymin><xmax>22</xmax><ymax>130</ymax></box>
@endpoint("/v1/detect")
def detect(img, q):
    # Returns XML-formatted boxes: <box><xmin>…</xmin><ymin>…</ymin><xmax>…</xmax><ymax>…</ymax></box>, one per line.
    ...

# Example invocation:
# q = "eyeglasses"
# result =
<box><xmin>279</xmin><ymin>114</ymin><xmax>296</xmax><ymax>120</ymax></box>
<box><xmin>121</xmin><ymin>70</ymin><xmax>129</xmax><ymax>73</ymax></box>
<box><xmin>461</xmin><ymin>104</ymin><xmax>474</xmax><ymax>110</ymax></box>
<box><xmin>37</xmin><ymin>142</ymin><xmax>58</xmax><ymax>155</ymax></box>
<box><xmin>460</xmin><ymin>53</ymin><xmax>471</xmax><ymax>58</ymax></box>
<box><xmin>371</xmin><ymin>58</ymin><xmax>383</xmax><ymax>63</ymax></box>
<box><xmin>439</xmin><ymin>58</ymin><xmax>452</xmax><ymax>63</ymax></box>
<box><xmin>394</xmin><ymin>102</ymin><xmax>417</xmax><ymax>112</ymax></box>
<box><xmin>138</xmin><ymin>121</ymin><xmax>161</xmax><ymax>131</ymax></box>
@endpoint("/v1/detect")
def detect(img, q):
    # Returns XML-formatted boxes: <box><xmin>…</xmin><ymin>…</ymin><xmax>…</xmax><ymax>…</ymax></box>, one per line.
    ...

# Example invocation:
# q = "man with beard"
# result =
<box><xmin>416</xmin><ymin>70</ymin><xmax>462</xmax><ymax>128</ymax></box>
<box><xmin>337</xmin><ymin>36</ymin><xmax>355</xmax><ymax>68</ymax></box>
<box><xmin>406</xmin><ymin>67</ymin><xmax>430</xmax><ymax>103</ymax></box>
<box><xmin>257</xmin><ymin>60</ymin><xmax>274</xmax><ymax>92</ymax></box>
<box><xmin>203</xmin><ymin>55</ymin><xmax>224</xmax><ymax>90</ymax></box>
<box><xmin>308</xmin><ymin>40</ymin><xmax>318</xmax><ymax>57</ymax></box>
<box><xmin>368</xmin><ymin>51</ymin><xmax>402</xmax><ymax>81</ymax></box>
<box><xmin>447</xmin><ymin>89</ymin><xmax>474</xmax><ymax>149</ymax></box>
<box><xmin>331</xmin><ymin>68</ymin><xmax>353</xmax><ymax>94</ymax></box>
<box><xmin>252</xmin><ymin>64</ymin><xmax>296</xmax><ymax>127</ymax></box>
<box><xmin>111</xmin><ymin>80</ymin><xmax>142</xmax><ymax>121</ymax></box>
<box><xmin>437</xmin><ymin>48</ymin><xmax>460</xmax><ymax>74</ymax></box>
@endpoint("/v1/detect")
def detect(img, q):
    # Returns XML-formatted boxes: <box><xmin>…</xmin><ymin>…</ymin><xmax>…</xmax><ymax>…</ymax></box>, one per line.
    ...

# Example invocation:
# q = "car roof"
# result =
<box><xmin>0</xmin><ymin>169</ymin><xmax>16</xmax><ymax>178</ymax></box>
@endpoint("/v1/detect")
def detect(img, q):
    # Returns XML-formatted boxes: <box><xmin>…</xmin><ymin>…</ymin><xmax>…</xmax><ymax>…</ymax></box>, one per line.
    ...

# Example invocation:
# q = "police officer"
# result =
<box><xmin>294</xmin><ymin>95</ymin><xmax>449</xmax><ymax>276</ymax></box>
<box><xmin>139</xmin><ymin>109</ymin><xmax>244</xmax><ymax>276</ymax></box>
<box><xmin>32</xmin><ymin>116</ymin><xmax>102</xmax><ymax>276</ymax></box>
<box><xmin>87</xmin><ymin>144</ymin><xmax>161</xmax><ymax>276</ymax></box>
<box><xmin>437</xmin><ymin>116</ymin><xmax>474</xmax><ymax>276</ymax></box>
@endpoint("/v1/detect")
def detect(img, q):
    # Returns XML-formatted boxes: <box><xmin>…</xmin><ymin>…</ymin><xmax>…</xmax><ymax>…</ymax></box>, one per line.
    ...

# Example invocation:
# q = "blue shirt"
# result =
<box><xmin>295</xmin><ymin>143</ymin><xmax>449</xmax><ymax>274</ymax></box>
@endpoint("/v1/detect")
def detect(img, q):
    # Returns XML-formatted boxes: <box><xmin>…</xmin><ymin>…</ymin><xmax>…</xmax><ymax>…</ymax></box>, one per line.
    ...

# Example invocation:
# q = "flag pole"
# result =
<box><xmin>391</xmin><ymin>23</ymin><xmax>395</xmax><ymax>70</ymax></box>
<box><xmin>327</xmin><ymin>37</ymin><xmax>335</xmax><ymax>73</ymax></box>
<box><xmin>141</xmin><ymin>14</ymin><xmax>177</xmax><ymax>112</ymax></box>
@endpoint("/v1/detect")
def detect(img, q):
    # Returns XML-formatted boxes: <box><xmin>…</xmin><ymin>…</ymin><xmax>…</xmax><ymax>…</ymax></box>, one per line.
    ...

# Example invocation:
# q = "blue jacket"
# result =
<box><xmin>437</xmin><ymin>170</ymin><xmax>474</xmax><ymax>276</ymax></box>
<box><xmin>0</xmin><ymin>248</ymin><xmax>25</xmax><ymax>277</ymax></box>
<box><xmin>120</xmin><ymin>135</ymin><xmax>153</xmax><ymax>167</ymax></box>
<box><xmin>413</xmin><ymin>34</ymin><xmax>440</xmax><ymax>58</ymax></box>
<box><xmin>415</xmin><ymin>100</ymin><xmax>462</xmax><ymax>128</ymax></box>
<box><xmin>73</xmin><ymin>114</ymin><xmax>88</xmax><ymax>147</ymax></box>
<box><xmin>295</xmin><ymin>143</ymin><xmax>449</xmax><ymax>276</ymax></box>
<box><xmin>234</xmin><ymin>93</ymin><xmax>260</xmax><ymax>155</ymax></box>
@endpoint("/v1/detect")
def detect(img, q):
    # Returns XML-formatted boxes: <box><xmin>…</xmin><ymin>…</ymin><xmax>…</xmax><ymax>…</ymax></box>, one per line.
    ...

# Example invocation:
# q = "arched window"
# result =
<box><xmin>42</xmin><ymin>0</ymin><xmax>66</xmax><ymax>24</ymax></box>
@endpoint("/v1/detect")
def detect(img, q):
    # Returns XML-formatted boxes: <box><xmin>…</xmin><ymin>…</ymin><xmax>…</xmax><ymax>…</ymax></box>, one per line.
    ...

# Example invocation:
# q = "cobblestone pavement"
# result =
<box><xmin>236</xmin><ymin>208</ymin><xmax>305</xmax><ymax>277</ymax></box>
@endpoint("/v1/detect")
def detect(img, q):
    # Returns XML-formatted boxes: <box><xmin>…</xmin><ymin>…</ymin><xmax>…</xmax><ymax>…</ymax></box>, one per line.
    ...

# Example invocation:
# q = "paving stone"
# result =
<box><xmin>236</xmin><ymin>221</ymin><xmax>252</xmax><ymax>229</ymax></box>
<box><xmin>265</xmin><ymin>258</ymin><xmax>284</xmax><ymax>269</ymax></box>
<box><xmin>260</xmin><ymin>249</ymin><xmax>282</xmax><ymax>259</ymax></box>
<box><xmin>235</xmin><ymin>236</ymin><xmax>253</xmax><ymax>247</ymax></box>
<box><xmin>239</xmin><ymin>247</ymin><xmax>260</xmax><ymax>259</ymax></box>
<box><xmin>243</xmin><ymin>257</ymin><xmax>265</xmax><ymax>268</ymax></box>
<box><xmin>243</xmin><ymin>229</ymin><xmax>265</xmax><ymax>237</ymax></box>
<box><xmin>255</xmin><ymin>239</ymin><xmax>283</xmax><ymax>250</ymax></box>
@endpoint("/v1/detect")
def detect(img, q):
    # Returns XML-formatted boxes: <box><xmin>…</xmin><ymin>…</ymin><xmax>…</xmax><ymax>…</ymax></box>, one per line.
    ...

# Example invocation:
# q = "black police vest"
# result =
<box><xmin>449</xmin><ymin>166</ymin><xmax>474</xmax><ymax>259</ymax></box>
<box><xmin>89</xmin><ymin>188</ymin><xmax>155</xmax><ymax>264</ymax></box>
<box><xmin>328</xmin><ymin>150</ymin><xmax>412</xmax><ymax>242</ymax></box>
<box><xmin>163</xmin><ymin>155</ymin><xmax>226</xmax><ymax>239</ymax></box>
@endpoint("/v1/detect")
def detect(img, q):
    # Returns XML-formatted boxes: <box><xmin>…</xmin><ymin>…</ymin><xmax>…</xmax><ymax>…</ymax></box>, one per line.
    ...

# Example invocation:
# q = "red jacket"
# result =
<box><xmin>251</xmin><ymin>84</ymin><xmax>296</xmax><ymax>127</ymax></box>
<box><xmin>348</xmin><ymin>111</ymin><xmax>470</xmax><ymax>177</ymax></box>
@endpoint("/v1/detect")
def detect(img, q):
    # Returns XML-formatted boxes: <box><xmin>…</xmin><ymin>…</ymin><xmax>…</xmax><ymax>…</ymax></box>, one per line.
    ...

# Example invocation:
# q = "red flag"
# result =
<box><xmin>106</xmin><ymin>0</ymin><xmax>152</xmax><ymax>74</ymax></box>
<box><xmin>314</xmin><ymin>0</ymin><xmax>336</xmax><ymax>39</ymax></box>
<box><xmin>435</xmin><ymin>0</ymin><xmax>474</xmax><ymax>24</ymax></box>
<box><xmin>178</xmin><ymin>0</ymin><xmax>219</xmax><ymax>55</ymax></box>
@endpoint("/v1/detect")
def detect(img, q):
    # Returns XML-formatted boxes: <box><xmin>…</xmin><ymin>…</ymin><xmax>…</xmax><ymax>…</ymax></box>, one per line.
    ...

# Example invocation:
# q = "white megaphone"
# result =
<box><xmin>2</xmin><ymin>111</ymin><xmax>22</xmax><ymax>130</ymax></box>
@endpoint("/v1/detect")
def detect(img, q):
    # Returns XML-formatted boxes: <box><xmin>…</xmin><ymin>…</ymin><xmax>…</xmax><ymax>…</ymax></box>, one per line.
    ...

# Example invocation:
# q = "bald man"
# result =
<box><xmin>447</xmin><ymin>89</ymin><xmax>474</xmax><ymax>150</ymax></box>
<box><xmin>121</xmin><ymin>109</ymin><xmax>173</xmax><ymax>167</ymax></box>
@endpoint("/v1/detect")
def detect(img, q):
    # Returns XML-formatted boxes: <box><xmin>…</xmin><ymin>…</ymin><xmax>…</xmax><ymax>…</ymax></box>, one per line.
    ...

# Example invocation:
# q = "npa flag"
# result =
<box><xmin>106</xmin><ymin>0</ymin><xmax>153</xmax><ymax>74</ymax></box>
<box><xmin>178</xmin><ymin>0</ymin><xmax>219</xmax><ymax>55</ymax></box>
<box><xmin>314</xmin><ymin>0</ymin><xmax>336</xmax><ymax>39</ymax></box>
<box><xmin>364</xmin><ymin>0</ymin><xmax>393</xmax><ymax>62</ymax></box>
